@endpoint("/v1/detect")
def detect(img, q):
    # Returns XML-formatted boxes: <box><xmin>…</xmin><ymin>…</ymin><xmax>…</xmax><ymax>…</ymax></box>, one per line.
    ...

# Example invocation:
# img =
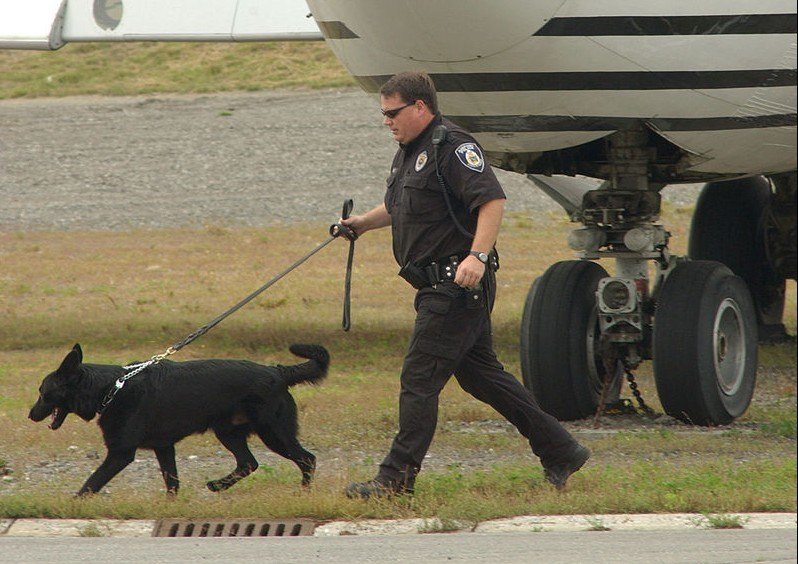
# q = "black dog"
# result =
<box><xmin>29</xmin><ymin>343</ymin><xmax>329</xmax><ymax>496</ymax></box>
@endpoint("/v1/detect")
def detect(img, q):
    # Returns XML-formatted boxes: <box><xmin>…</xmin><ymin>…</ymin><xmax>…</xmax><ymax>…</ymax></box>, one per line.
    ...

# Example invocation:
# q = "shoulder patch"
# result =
<box><xmin>414</xmin><ymin>150</ymin><xmax>428</xmax><ymax>172</ymax></box>
<box><xmin>455</xmin><ymin>142</ymin><xmax>485</xmax><ymax>173</ymax></box>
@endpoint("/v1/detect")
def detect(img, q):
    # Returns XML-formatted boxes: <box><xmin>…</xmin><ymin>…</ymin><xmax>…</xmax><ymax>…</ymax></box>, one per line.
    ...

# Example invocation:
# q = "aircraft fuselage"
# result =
<box><xmin>309</xmin><ymin>0</ymin><xmax>797</xmax><ymax>183</ymax></box>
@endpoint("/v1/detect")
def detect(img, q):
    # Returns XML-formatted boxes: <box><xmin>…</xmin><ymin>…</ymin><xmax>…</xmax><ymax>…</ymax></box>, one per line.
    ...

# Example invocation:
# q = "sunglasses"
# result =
<box><xmin>380</xmin><ymin>101</ymin><xmax>415</xmax><ymax>119</ymax></box>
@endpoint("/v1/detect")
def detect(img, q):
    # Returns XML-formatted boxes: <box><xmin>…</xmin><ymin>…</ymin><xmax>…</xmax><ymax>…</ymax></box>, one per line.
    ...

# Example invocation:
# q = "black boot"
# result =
<box><xmin>345</xmin><ymin>475</ymin><xmax>414</xmax><ymax>499</ymax></box>
<box><xmin>543</xmin><ymin>443</ymin><xmax>591</xmax><ymax>490</ymax></box>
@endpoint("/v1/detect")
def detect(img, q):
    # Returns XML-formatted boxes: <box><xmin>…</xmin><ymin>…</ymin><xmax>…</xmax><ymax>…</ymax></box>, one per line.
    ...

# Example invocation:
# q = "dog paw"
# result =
<box><xmin>206</xmin><ymin>480</ymin><xmax>224</xmax><ymax>492</ymax></box>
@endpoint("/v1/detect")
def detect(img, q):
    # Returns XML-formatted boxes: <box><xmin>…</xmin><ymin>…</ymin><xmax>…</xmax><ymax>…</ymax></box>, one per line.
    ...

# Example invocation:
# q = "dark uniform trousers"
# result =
<box><xmin>378</xmin><ymin>273</ymin><xmax>577</xmax><ymax>485</ymax></box>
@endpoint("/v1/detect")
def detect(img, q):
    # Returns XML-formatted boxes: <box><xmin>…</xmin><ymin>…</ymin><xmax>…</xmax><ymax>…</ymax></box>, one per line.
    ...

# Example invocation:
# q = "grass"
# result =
<box><xmin>0</xmin><ymin>43</ymin><xmax>354</xmax><ymax>99</ymax></box>
<box><xmin>77</xmin><ymin>522</ymin><xmax>107</xmax><ymax>537</ymax></box>
<box><xmin>0</xmin><ymin>213</ymin><xmax>795</xmax><ymax>521</ymax></box>
<box><xmin>695</xmin><ymin>514</ymin><xmax>749</xmax><ymax>529</ymax></box>
<box><xmin>584</xmin><ymin>516</ymin><xmax>611</xmax><ymax>531</ymax></box>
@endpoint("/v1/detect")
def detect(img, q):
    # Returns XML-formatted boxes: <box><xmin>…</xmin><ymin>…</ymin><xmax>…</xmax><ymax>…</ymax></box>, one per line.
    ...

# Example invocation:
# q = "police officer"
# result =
<box><xmin>341</xmin><ymin>71</ymin><xmax>590</xmax><ymax>498</ymax></box>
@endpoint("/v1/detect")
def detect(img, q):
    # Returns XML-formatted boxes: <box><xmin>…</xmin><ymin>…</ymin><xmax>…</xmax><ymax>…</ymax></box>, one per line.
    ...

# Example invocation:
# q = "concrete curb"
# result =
<box><xmin>2</xmin><ymin>519</ymin><xmax>155</xmax><ymax>537</ymax></box>
<box><xmin>1</xmin><ymin>513</ymin><xmax>795</xmax><ymax>537</ymax></box>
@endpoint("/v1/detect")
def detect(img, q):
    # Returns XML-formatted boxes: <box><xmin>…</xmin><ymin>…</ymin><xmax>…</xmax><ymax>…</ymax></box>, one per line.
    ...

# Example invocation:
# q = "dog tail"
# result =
<box><xmin>281</xmin><ymin>344</ymin><xmax>330</xmax><ymax>387</ymax></box>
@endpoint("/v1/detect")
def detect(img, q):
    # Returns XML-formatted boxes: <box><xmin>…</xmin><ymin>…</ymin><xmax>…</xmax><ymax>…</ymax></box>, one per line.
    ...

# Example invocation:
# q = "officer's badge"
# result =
<box><xmin>455</xmin><ymin>143</ymin><xmax>485</xmax><ymax>172</ymax></box>
<box><xmin>414</xmin><ymin>151</ymin><xmax>428</xmax><ymax>172</ymax></box>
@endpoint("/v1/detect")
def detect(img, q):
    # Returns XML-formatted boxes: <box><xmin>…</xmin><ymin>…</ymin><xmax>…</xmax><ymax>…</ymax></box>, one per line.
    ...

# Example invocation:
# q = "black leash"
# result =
<box><xmin>329</xmin><ymin>199</ymin><xmax>358</xmax><ymax>331</ymax></box>
<box><xmin>99</xmin><ymin>200</ymin><xmax>357</xmax><ymax>413</ymax></box>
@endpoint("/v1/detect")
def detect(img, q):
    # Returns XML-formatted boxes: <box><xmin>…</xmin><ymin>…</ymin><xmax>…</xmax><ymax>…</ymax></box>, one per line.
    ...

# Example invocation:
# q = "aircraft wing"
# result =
<box><xmin>0</xmin><ymin>0</ymin><xmax>66</xmax><ymax>49</ymax></box>
<box><xmin>0</xmin><ymin>0</ymin><xmax>323</xmax><ymax>50</ymax></box>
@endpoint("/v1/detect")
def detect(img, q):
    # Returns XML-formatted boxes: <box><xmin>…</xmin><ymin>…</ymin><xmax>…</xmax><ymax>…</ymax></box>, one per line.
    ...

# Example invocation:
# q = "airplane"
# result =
<box><xmin>2</xmin><ymin>0</ymin><xmax>795</xmax><ymax>427</ymax></box>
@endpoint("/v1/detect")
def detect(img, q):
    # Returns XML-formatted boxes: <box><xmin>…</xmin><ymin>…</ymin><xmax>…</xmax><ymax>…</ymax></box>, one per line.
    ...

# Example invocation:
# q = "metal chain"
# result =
<box><xmin>625</xmin><ymin>368</ymin><xmax>657</xmax><ymax>417</ymax></box>
<box><xmin>99</xmin><ymin>347</ymin><xmax>179</xmax><ymax>413</ymax></box>
<box><xmin>594</xmin><ymin>348</ymin><xmax>659</xmax><ymax>426</ymax></box>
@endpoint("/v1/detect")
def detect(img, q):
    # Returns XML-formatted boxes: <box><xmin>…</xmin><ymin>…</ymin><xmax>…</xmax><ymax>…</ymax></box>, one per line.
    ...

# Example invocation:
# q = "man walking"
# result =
<box><xmin>341</xmin><ymin>71</ymin><xmax>590</xmax><ymax>498</ymax></box>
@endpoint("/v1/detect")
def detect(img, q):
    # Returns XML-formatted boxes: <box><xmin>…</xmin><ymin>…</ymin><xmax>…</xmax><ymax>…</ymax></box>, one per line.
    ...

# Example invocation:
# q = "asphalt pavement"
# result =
<box><xmin>0</xmin><ymin>526</ymin><xmax>796</xmax><ymax>563</ymax></box>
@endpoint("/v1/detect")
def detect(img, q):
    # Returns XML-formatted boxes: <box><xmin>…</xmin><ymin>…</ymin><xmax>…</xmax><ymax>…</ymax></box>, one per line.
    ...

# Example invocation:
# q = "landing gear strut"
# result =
<box><xmin>520</xmin><ymin>128</ymin><xmax>762</xmax><ymax>426</ymax></box>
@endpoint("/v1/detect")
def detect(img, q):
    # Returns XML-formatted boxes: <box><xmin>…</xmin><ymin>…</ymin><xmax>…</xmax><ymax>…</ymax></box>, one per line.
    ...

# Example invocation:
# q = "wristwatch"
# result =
<box><xmin>469</xmin><ymin>250</ymin><xmax>489</xmax><ymax>264</ymax></box>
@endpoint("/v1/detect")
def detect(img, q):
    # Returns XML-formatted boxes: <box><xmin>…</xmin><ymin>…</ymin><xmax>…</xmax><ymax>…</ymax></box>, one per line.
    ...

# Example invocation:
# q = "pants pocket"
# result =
<box><xmin>414</xmin><ymin>293</ymin><xmax>461</xmax><ymax>360</ymax></box>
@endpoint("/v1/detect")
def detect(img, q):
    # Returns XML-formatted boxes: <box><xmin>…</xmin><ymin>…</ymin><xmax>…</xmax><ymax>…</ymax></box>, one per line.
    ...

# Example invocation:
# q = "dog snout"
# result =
<box><xmin>28</xmin><ymin>399</ymin><xmax>50</xmax><ymax>422</ymax></box>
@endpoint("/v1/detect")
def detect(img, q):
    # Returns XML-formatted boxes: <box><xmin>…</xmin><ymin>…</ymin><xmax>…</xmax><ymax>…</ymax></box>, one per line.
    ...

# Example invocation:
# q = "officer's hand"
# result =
<box><xmin>454</xmin><ymin>255</ymin><xmax>485</xmax><ymax>289</ymax></box>
<box><xmin>339</xmin><ymin>216</ymin><xmax>362</xmax><ymax>235</ymax></box>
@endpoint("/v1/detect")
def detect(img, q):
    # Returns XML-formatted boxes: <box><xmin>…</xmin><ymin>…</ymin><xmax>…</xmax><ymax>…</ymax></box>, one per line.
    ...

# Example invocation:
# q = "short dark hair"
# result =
<box><xmin>379</xmin><ymin>71</ymin><xmax>439</xmax><ymax>115</ymax></box>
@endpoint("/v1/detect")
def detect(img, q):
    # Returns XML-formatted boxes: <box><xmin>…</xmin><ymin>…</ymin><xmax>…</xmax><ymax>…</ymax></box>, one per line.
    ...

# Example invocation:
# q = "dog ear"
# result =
<box><xmin>57</xmin><ymin>345</ymin><xmax>83</xmax><ymax>376</ymax></box>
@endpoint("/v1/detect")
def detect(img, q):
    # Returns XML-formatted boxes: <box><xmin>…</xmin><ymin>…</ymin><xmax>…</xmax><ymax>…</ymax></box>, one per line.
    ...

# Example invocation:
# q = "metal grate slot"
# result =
<box><xmin>153</xmin><ymin>518</ymin><xmax>315</xmax><ymax>538</ymax></box>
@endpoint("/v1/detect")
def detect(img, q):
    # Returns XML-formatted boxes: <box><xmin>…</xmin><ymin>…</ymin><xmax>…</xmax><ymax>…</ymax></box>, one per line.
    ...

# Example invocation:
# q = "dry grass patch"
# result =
<box><xmin>1</xmin><ymin>213</ymin><xmax>795</xmax><ymax>519</ymax></box>
<box><xmin>0</xmin><ymin>43</ymin><xmax>354</xmax><ymax>99</ymax></box>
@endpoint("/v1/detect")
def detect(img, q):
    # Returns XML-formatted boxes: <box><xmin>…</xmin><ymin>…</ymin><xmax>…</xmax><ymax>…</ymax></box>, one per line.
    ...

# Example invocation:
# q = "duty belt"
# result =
<box><xmin>423</xmin><ymin>255</ymin><xmax>463</xmax><ymax>286</ymax></box>
<box><xmin>424</xmin><ymin>252</ymin><xmax>499</xmax><ymax>286</ymax></box>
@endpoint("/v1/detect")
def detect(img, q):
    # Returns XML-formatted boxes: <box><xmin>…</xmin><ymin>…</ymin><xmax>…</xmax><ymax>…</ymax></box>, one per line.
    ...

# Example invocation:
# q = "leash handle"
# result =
<box><xmin>337</xmin><ymin>199</ymin><xmax>356</xmax><ymax>331</ymax></box>
<box><xmin>341</xmin><ymin>198</ymin><xmax>353</xmax><ymax>220</ymax></box>
<box><xmin>329</xmin><ymin>198</ymin><xmax>358</xmax><ymax>241</ymax></box>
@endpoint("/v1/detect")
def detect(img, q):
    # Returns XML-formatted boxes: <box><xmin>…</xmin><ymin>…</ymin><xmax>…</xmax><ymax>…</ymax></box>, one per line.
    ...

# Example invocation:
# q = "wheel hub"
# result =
<box><xmin>714</xmin><ymin>298</ymin><xmax>746</xmax><ymax>396</ymax></box>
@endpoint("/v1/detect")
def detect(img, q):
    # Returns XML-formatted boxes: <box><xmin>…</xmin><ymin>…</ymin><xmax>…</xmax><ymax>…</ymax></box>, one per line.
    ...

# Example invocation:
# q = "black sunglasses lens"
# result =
<box><xmin>381</xmin><ymin>102</ymin><xmax>412</xmax><ymax>119</ymax></box>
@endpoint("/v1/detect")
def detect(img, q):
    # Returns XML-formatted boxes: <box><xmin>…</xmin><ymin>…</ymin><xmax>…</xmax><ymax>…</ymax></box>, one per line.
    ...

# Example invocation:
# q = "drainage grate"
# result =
<box><xmin>152</xmin><ymin>518</ymin><xmax>315</xmax><ymax>538</ymax></box>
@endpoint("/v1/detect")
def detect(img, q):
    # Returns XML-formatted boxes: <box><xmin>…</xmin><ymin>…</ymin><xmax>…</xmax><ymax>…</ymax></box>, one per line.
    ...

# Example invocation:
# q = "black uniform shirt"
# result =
<box><xmin>384</xmin><ymin>115</ymin><xmax>506</xmax><ymax>267</ymax></box>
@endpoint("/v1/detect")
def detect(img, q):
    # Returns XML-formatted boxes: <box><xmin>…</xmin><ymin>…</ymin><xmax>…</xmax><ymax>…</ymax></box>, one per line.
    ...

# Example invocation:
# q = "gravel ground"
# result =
<box><xmin>1</xmin><ymin>414</ymin><xmax>738</xmax><ymax>498</ymax></box>
<box><xmin>0</xmin><ymin>88</ymin><xmax>701</xmax><ymax>231</ymax></box>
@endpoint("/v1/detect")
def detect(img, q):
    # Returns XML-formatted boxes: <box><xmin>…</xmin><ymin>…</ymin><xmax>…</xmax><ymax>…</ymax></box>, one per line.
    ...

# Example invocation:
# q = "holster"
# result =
<box><xmin>465</xmin><ymin>283</ymin><xmax>484</xmax><ymax>309</ymax></box>
<box><xmin>398</xmin><ymin>262</ymin><xmax>431</xmax><ymax>290</ymax></box>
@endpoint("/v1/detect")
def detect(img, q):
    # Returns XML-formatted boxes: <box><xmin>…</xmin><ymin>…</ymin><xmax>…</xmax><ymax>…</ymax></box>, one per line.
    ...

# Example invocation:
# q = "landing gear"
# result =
<box><xmin>518</xmin><ymin>128</ymin><xmax>791</xmax><ymax>426</ymax></box>
<box><xmin>653</xmin><ymin>261</ymin><xmax>758</xmax><ymax>425</ymax></box>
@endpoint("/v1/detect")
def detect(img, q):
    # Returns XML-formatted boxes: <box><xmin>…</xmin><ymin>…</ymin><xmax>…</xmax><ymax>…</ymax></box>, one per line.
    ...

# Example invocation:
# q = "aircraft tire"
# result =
<box><xmin>653</xmin><ymin>260</ymin><xmax>758</xmax><ymax>425</ymax></box>
<box><xmin>688</xmin><ymin>177</ymin><xmax>787</xmax><ymax>341</ymax></box>
<box><xmin>520</xmin><ymin>260</ymin><xmax>621</xmax><ymax>420</ymax></box>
